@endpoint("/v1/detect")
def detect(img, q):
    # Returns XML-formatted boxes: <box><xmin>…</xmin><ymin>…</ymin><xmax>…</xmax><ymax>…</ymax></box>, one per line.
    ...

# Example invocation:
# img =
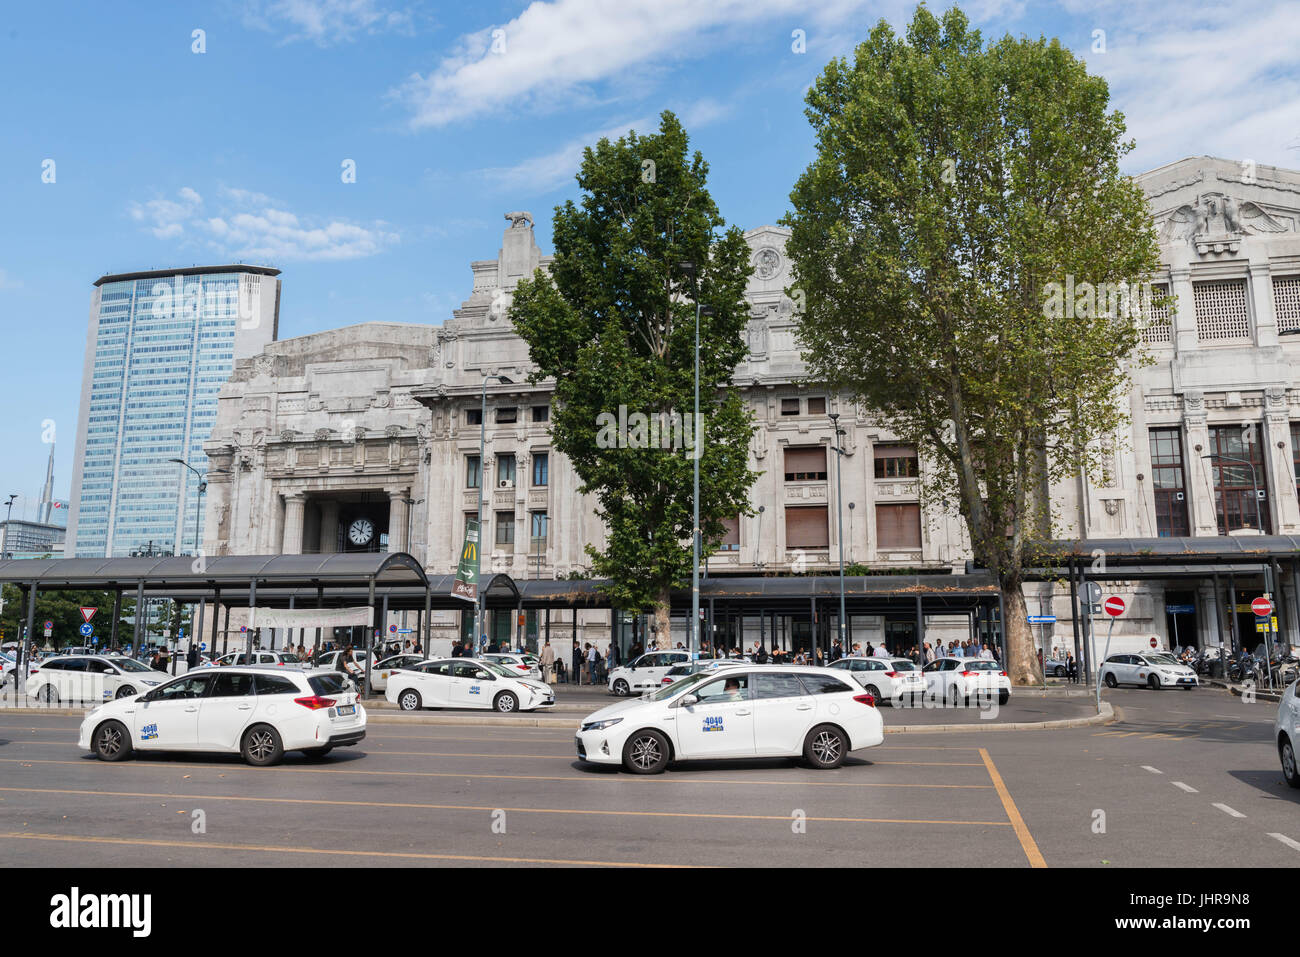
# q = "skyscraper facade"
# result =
<box><xmin>67</xmin><ymin>265</ymin><xmax>280</xmax><ymax>557</ymax></box>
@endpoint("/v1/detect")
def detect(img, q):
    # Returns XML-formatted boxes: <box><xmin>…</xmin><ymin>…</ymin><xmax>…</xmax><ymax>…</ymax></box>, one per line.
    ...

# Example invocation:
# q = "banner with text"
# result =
<box><xmin>452</xmin><ymin>519</ymin><xmax>481</xmax><ymax>603</ymax></box>
<box><xmin>247</xmin><ymin>606</ymin><xmax>374</xmax><ymax>630</ymax></box>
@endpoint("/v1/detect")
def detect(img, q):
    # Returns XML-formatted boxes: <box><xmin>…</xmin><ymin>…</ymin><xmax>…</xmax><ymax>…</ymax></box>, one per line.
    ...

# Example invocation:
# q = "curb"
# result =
<box><xmin>883</xmin><ymin>700</ymin><xmax>1115</xmax><ymax>734</ymax></box>
<box><xmin>1202</xmin><ymin>678</ymin><xmax>1284</xmax><ymax>703</ymax></box>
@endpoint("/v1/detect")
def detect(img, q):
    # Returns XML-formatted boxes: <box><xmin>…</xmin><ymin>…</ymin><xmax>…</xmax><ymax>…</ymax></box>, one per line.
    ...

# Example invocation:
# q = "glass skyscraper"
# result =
<box><xmin>67</xmin><ymin>266</ymin><xmax>280</xmax><ymax>557</ymax></box>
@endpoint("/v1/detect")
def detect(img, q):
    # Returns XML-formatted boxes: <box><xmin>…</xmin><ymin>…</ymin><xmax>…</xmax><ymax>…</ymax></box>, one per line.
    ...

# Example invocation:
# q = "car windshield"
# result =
<box><xmin>889</xmin><ymin>660</ymin><xmax>918</xmax><ymax>671</ymax></box>
<box><xmin>279</xmin><ymin>654</ymin><xmax>302</xmax><ymax>663</ymax></box>
<box><xmin>1147</xmin><ymin>654</ymin><xmax>1180</xmax><ymax>665</ymax></box>
<box><xmin>962</xmin><ymin>661</ymin><xmax>1000</xmax><ymax>671</ymax></box>
<box><xmin>476</xmin><ymin>660</ymin><xmax>516</xmax><ymax>679</ymax></box>
<box><xmin>646</xmin><ymin>670</ymin><xmax>712</xmax><ymax>702</ymax></box>
<box><xmin>109</xmin><ymin>657</ymin><xmax>153</xmax><ymax>673</ymax></box>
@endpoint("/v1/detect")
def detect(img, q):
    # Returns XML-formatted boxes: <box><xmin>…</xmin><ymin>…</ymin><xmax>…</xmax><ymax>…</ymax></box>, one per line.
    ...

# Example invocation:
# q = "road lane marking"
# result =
<box><xmin>0</xmin><ymin>787</ymin><xmax>1011</xmax><ymax>826</ymax></box>
<box><xmin>0</xmin><ymin>757</ymin><xmax>987</xmax><ymax>789</ymax></box>
<box><xmin>0</xmin><ymin>831</ymin><xmax>694</xmax><ymax>867</ymax></box>
<box><xmin>978</xmin><ymin>748</ymin><xmax>1046</xmax><ymax>869</ymax></box>
<box><xmin>1141</xmin><ymin>766</ymin><xmax>1162</xmax><ymax>774</ymax></box>
<box><xmin>1172</xmin><ymin>781</ymin><xmax>1198</xmax><ymax>793</ymax></box>
<box><xmin>1211</xmin><ymin>803</ymin><xmax>1245</xmax><ymax>818</ymax></box>
<box><xmin>1269</xmin><ymin>833</ymin><xmax>1300</xmax><ymax>853</ymax></box>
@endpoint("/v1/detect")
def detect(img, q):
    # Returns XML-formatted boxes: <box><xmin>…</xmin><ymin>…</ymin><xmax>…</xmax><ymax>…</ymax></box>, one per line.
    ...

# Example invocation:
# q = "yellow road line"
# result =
<box><xmin>0</xmin><ymin>786</ymin><xmax>1010</xmax><ymax>825</ymax></box>
<box><xmin>0</xmin><ymin>757</ymin><xmax>983</xmax><ymax>789</ymax></box>
<box><xmin>0</xmin><ymin>831</ymin><xmax>691</xmax><ymax>867</ymax></box>
<box><xmin>979</xmin><ymin>748</ymin><xmax>1046</xmax><ymax>869</ymax></box>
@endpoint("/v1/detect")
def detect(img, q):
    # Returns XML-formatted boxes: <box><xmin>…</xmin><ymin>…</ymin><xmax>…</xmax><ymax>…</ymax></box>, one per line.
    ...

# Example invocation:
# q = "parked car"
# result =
<box><xmin>370</xmin><ymin>653</ymin><xmax>425</xmax><ymax>692</ymax></box>
<box><xmin>482</xmin><ymin>652</ymin><xmax>541</xmax><ymax>679</ymax></box>
<box><xmin>1043</xmin><ymin>656</ymin><xmax>1069</xmax><ymax>677</ymax></box>
<box><xmin>78</xmin><ymin>666</ymin><xmax>366</xmax><ymax>766</ymax></box>
<box><xmin>828</xmin><ymin>656</ymin><xmax>926</xmax><ymax>704</ymax></box>
<box><xmin>922</xmin><ymin>657</ymin><xmax>1012</xmax><ymax>705</ymax></box>
<box><xmin>1100</xmin><ymin>653</ymin><xmax>1198</xmax><ymax>690</ymax></box>
<box><xmin>26</xmin><ymin>655</ymin><xmax>173</xmax><ymax>705</ymax></box>
<box><xmin>1275</xmin><ymin>677</ymin><xmax>1300</xmax><ymax>788</ymax></box>
<box><xmin>201</xmin><ymin>651</ymin><xmax>307</xmax><ymax>669</ymax></box>
<box><xmin>606</xmin><ymin>651</ymin><xmax>691</xmax><ymax>696</ymax></box>
<box><xmin>576</xmin><ymin>665</ymin><xmax>884</xmax><ymax>773</ymax></box>
<box><xmin>386</xmin><ymin>658</ymin><xmax>554</xmax><ymax>713</ymax></box>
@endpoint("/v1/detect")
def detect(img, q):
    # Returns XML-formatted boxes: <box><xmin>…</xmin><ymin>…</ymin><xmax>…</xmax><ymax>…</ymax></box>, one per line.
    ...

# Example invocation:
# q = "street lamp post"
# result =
<box><xmin>400</xmin><ymin>497</ymin><xmax>425</xmax><ymax>639</ymax></box>
<box><xmin>677</xmin><ymin>261</ymin><xmax>712</xmax><ymax>658</ymax></box>
<box><xmin>829</xmin><ymin>413</ymin><xmax>847</xmax><ymax>657</ymax></box>
<box><xmin>1</xmin><ymin>493</ymin><xmax>17</xmax><ymax>559</ymax></box>
<box><xmin>476</xmin><ymin>375</ymin><xmax>513</xmax><ymax>653</ymax></box>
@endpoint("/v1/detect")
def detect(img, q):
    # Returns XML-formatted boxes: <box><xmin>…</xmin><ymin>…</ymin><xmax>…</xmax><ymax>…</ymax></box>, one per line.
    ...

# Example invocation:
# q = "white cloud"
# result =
<box><xmin>129</xmin><ymin>186</ymin><xmax>399</xmax><ymax>262</ymax></box>
<box><xmin>243</xmin><ymin>0</ymin><xmax>413</xmax><ymax>45</ymax></box>
<box><xmin>483</xmin><ymin>117</ymin><xmax>652</xmax><ymax>193</ymax></box>
<box><xmin>394</xmin><ymin>0</ymin><xmax>875</xmax><ymax>128</ymax></box>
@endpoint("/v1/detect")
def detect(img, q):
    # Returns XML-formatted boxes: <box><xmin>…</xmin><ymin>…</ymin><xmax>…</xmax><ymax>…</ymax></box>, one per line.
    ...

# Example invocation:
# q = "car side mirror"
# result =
<box><xmin>679</xmin><ymin>694</ymin><xmax>699</xmax><ymax>707</ymax></box>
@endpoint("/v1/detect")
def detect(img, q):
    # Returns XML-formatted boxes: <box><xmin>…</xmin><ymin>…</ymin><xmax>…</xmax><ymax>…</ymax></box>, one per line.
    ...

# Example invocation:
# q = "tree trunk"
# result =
<box><xmin>652</xmin><ymin>586</ymin><xmax>672</xmax><ymax>651</ymax></box>
<box><xmin>1000</xmin><ymin>580</ymin><xmax>1043</xmax><ymax>685</ymax></box>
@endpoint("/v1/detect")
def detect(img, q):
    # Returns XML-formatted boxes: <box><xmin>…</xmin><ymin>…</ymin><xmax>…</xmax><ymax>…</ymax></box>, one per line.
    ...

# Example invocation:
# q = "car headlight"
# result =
<box><xmin>581</xmin><ymin>717</ymin><xmax>623</xmax><ymax>732</ymax></box>
<box><xmin>140</xmin><ymin>679</ymin><xmax>161</xmax><ymax>686</ymax></box>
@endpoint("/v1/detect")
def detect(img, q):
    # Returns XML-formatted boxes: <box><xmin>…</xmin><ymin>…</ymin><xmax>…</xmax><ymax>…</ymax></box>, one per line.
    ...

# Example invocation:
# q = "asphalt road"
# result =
<box><xmin>0</xmin><ymin>685</ymin><xmax>1294</xmax><ymax>867</ymax></box>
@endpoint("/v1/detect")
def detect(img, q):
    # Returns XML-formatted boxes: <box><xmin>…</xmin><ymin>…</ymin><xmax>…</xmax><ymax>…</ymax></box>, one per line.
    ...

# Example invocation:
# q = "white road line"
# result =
<box><xmin>1212</xmin><ymin>803</ymin><xmax>1245</xmax><ymax>818</ymax></box>
<box><xmin>1141</xmin><ymin>766</ymin><xmax>1163</xmax><ymax>774</ymax></box>
<box><xmin>1172</xmin><ymin>781</ymin><xmax>1198</xmax><ymax>793</ymax></box>
<box><xmin>1269</xmin><ymin>833</ymin><xmax>1300</xmax><ymax>853</ymax></box>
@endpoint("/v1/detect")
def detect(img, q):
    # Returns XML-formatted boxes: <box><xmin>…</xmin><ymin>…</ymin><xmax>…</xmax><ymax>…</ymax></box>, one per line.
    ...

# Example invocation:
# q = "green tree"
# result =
<box><xmin>511</xmin><ymin>111</ymin><xmax>759</xmax><ymax>646</ymax></box>
<box><xmin>783</xmin><ymin>6</ymin><xmax>1163</xmax><ymax>684</ymax></box>
<box><xmin>0</xmin><ymin>586</ymin><xmax>136</xmax><ymax>651</ymax></box>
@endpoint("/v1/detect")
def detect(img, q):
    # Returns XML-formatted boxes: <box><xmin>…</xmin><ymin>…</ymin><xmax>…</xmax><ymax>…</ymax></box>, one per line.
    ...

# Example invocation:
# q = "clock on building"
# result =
<box><xmin>348</xmin><ymin>518</ymin><xmax>375</xmax><ymax>547</ymax></box>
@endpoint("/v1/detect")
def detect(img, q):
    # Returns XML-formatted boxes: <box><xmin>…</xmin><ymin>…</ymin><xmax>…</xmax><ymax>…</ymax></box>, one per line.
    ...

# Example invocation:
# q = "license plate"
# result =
<box><xmin>336</xmin><ymin>704</ymin><xmax>356</xmax><ymax>716</ymax></box>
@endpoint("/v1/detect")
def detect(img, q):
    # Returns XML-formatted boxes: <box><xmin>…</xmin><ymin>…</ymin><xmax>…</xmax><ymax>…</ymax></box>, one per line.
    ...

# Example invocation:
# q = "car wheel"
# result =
<box><xmin>1054</xmin><ymin>666</ymin><xmax>1066</xmax><ymax>678</ymax></box>
<box><xmin>804</xmin><ymin>724</ymin><xmax>847</xmax><ymax>770</ymax></box>
<box><xmin>494</xmin><ymin>691</ymin><xmax>518</xmax><ymax>713</ymax></box>
<box><xmin>613</xmin><ymin>679</ymin><xmax>630</xmax><ymax>697</ymax></box>
<box><xmin>39</xmin><ymin>685</ymin><xmax>59</xmax><ymax>706</ymax></box>
<box><xmin>398</xmin><ymin>689</ymin><xmax>422</xmax><ymax>711</ymax></box>
<box><xmin>998</xmin><ymin>690</ymin><xmax>1009</xmax><ymax>705</ymax></box>
<box><xmin>864</xmin><ymin>684</ymin><xmax>882</xmax><ymax>705</ymax></box>
<box><xmin>1147</xmin><ymin>675</ymin><xmax>1160</xmax><ymax>690</ymax></box>
<box><xmin>115</xmin><ymin>685</ymin><xmax>136</xmax><ymax>699</ymax></box>
<box><xmin>92</xmin><ymin>720</ymin><xmax>132</xmax><ymax>762</ymax></box>
<box><xmin>241</xmin><ymin>724</ymin><xmax>284</xmax><ymax>767</ymax></box>
<box><xmin>622</xmin><ymin>729</ymin><xmax>670</xmax><ymax>774</ymax></box>
<box><xmin>1282</xmin><ymin>736</ymin><xmax>1300</xmax><ymax>789</ymax></box>
<box><xmin>1104</xmin><ymin>672</ymin><xmax>1118</xmax><ymax>689</ymax></box>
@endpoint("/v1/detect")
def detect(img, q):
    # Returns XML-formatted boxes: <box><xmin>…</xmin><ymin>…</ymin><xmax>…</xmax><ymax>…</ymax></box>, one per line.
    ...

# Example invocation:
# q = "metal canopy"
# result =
<box><xmin>1028</xmin><ymin>537</ymin><xmax>1300</xmax><ymax>564</ymax></box>
<box><xmin>0</xmin><ymin>552</ymin><xmax>429</xmax><ymax>589</ymax></box>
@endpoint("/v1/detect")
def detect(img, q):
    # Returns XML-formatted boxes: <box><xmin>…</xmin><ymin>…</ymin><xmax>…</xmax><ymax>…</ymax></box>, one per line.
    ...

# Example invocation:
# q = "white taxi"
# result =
<box><xmin>1100</xmin><ymin>653</ymin><xmax>1198</xmax><ymax>690</ymax></box>
<box><xmin>828</xmin><ymin>656</ymin><xmax>926</xmax><ymax>705</ymax></box>
<box><xmin>370</xmin><ymin>653</ymin><xmax>425</xmax><ymax>692</ymax></box>
<box><xmin>26</xmin><ymin>655</ymin><xmax>173</xmax><ymax>705</ymax></box>
<box><xmin>386</xmin><ymin>658</ymin><xmax>554</xmax><ymax>713</ymax></box>
<box><xmin>922</xmin><ymin>657</ymin><xmax>1012</xmax><ymax>705</ymax></box>
<box><xmin>607</xmin><ymin>651</ymin><xmax>691</xmax><ymax>696</ymax></box>
<box><xmin>78</xmin><ymin>667</ymin><xmax>366</xmax><ymax>766</ymax></box>
<box><xmin>576</xmin><ymin>665</ymin><xmax>883</xmax><ymax>774</ymax></box>
<box><xmin>1276</xmin><ymin>679</ymin><xmax>1300</xmax><ymax>788</ymax></box>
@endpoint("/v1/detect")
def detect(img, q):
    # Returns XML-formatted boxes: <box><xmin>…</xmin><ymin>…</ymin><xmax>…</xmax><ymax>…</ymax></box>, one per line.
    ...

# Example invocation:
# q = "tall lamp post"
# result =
<box><xmin>400</xmin><ymin>496</ymin><xmax>425</xmax><ymax>640</ymax></box>
<box><xmin>1</xmin><ymin>493</ymin><xmax>16</xmax><ymax>559</ymax></box>
<box><xmin>677</xmin><ymin>261</ymin><xmax>713</xmax><ymax>657</ymax></box>
<box><xmin>829</xmin><ymin>413</ymin><xmax>847</xmax><ymax>657</ymax></box>
<box><xmin>476</xmin><ymin>375</ymin><xmax>512</xmax><ymax>651</ymax></box>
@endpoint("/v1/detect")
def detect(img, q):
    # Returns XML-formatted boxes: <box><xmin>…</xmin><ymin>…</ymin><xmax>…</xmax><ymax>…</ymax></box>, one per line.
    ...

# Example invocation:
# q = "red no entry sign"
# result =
<box><xmin>1103</xmin><ymin>596</ymin><xmax>1125</xmax><ymax>617</ymax></box>
<box><xmin>1149</xmin><ymin>637</ymin><xmax>1158</xmax><ymax>648</ymax></box>
<box><xmin>1252</xmin><ymin>597</ymin><xmax>1273</xmax><ymax>618</ymax></box>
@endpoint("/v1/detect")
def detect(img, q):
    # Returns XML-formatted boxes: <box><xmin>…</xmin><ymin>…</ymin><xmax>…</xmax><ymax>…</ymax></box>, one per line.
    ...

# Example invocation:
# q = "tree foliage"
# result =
<box><xmin>783</xmin><ymin>6</ymin><xmax>1163</xmax><ymax>682</ymax></box>
<box><xmin>511</xmin><ymin>111</ymin><xmax>759</xmax><ymax>640</ymax></box>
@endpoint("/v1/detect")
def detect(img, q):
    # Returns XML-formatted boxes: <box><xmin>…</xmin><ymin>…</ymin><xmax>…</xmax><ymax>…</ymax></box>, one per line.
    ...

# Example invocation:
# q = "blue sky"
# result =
<box><xmin>1</xmin><ymin>0</ymin><xmax>1297</xmax><ymax>515</ymax></box>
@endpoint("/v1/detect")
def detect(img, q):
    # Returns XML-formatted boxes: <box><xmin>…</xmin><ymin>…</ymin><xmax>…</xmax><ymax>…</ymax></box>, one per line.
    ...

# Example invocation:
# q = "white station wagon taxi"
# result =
<box><xmin>576</xmin><ymin>665</ymin><xmax>884</xmax><ymax>774</ymax></box>
<box><xmin>78</xmin><ymin>666</ymin><xmax>366</xmax><ymax>766</ymax></box>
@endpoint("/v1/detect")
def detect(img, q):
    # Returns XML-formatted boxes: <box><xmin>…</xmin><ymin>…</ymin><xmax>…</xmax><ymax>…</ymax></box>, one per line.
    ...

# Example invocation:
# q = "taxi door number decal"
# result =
<box><xmin>140</xmin><ymin>723</ymin><xmax>159</xmax><ymax>741</ymax></box>
<box><xmin>702</xmin><ymin>715</ymin><xmax>724</xmax><ymax>732</ymax></box>
<box><xmin>469</xmin><ymin>685</ymin><xmax>481</xmax><ymax>695</ymax></box>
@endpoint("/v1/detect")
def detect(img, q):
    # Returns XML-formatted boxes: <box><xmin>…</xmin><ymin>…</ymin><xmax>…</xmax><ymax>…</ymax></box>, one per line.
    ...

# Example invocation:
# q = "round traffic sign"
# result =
<box><xmin>1251</xmin><ymin>597</ymin><xmax>1273</xmax><ymax>618</ymax></box>
<box><xmin>43</xmin><ymin>620</ymin><xmax>53</xmax><ymax>630</ymax></box>
<box><xmin>1149</xmin><ymin>637</ymin><xmax>1158</xmax><ymax>648</ymax></box>
<box><xmin>200</xmin><ymin>643</ymin><xmax>207</xmax><ymax>651</ymax></box>
<box><xmin>240</xmin><ymin>626</ymin><xmax>248</xmax><ymax>633</ymax></box>
<box><xmin>1103</xmin><ymin>596</ymin><xmax>1125</xmax><ymax>617</ymax></box>
<box><xmin>389</xmin><ymin>625</ymin><xmax>397</xmax><ymax>634</ymax></box>
<box><xmin>79</xmin><ymin>622</ymin><xmax>94</xmax><ymax>637</ymax></box>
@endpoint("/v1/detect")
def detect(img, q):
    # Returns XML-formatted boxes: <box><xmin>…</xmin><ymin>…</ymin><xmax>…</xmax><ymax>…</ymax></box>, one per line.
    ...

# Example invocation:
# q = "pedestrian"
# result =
<box><xmin>539</xmin><ymin>638</ymin><xmax>555</xmax><ymax>684</ymax></box>
<box><xmin>830</xmin><ymin>640</ymin><xmax>842</xmax><ymax>662</ymax></box>
<box><xmin>865</xmin><ymin>641</ymin><xmax>874</xmax><ymax>658</ymax></box>
<box><xmin>873</xmin><ymin>643</ymin><xmax>888</xmax><ymax>658</ymax></box>
<box><xmin>1067</xmin><ymin>654</ymin><xmax>1078</xmax><ymax>683</ymax></box>
<box><xmin>413</xmin><ymin>639</ymin><xmax>422</xmax><ymax>656</ymax></box>
<box><xmin>186</xmin><ymin>644</ymin><xmax>198</xmax><ymax>670</ymax></box>
<box><xmin>586</xmin><ymin>642</ymin><xmax>599</xmax><ymax>685</ymax></box>
<box><xmin>572</xmin><ymin>642</ymin><xmax>584</xmax><ymax>686</ymax></box>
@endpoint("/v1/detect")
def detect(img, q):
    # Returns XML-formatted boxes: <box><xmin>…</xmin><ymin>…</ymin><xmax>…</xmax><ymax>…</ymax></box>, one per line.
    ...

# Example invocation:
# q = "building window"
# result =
<box><xmin>1148</xmin><ymin>427</ymin><xmax>1189</xmax><ymax>537</ymax></box>
<box><xmin>496</xmin><ymin>454</ymin><xmax>516</xmax><ymax>486</ymax></box>
<box><xmin>874</xmin><ymin>444</ymin><xmax>918</xmax><ymax>479</ymax></box>
<box><xmin>532</xmin><ymin>405</ymin><xmax>549</xmax><ymax>423</ymax></box>
<box><xmin>876</xmin><ymin>503</ymin><xmax>922</xmax><ymax>548</ymax></box>
<box><xmin>784</xmin><ymin>446</ymin><xmax>827</xmax><ymax>482</ymax></box>
<box><xmin>466</xmin><ymin>455</ymin><xmax>481</xmax><ymax>489</ymax></box>
<box><xmin>530</xmin><ymin>511</ymin><xmax>548</xmax><ymax>542</ymax></box>
<box><xmin>1207</xmin><ymin>424</ymin><xmax>1270</xmax><ymax>534</ymax></box>
<box><xmin>532</xmin><ymin>453</ymin><xmax>549</xmax><ymax>487</ymax></box>
<box><xmin>781</xmin><ymin>398</ymin><xmax>800</xmax><ymax>416</ymax></box>
<box><xmin>496</xmin><ymin>407</ymin><xmax>517</xmax><ymax>424</ymax></box>
<box><xmin>1291</xmin><ymin>422</ymin><xmax>1300</xmax><ymax>503</ymax></box>
<box><xmin>1275</xmin><ymin>276</ymin><xmax>1300</xmax><ymax>334</ymax></box>
<box><xmin>466</xmin><ymin>408</ymin><xmax>482</xmax><ymax>426</ymax></box>
<box><xmin>785</xmin><ymin>506</ymin><xmax>828</xmax><ymax>549</ymax></box>
<box><xmin>807</xmin><ymin>397</ymin><xmax>826</xmax><ymax>415</ymax></box>
<box><xmin>719</xmin><ymin>515</ymin><xmax>740</xmax><ymax>551</ymax></box>
<box><xmin>1141</xmin><ymin>283</ymin><xmax>1173</xmax><ymax>345</ymax></box>
<box><xmin>1193</xmin><ymin>279</ymin><xmax>1250</xmax><ymax>342</ymax></box>
<box><xmin>495</xmin><ymin>511</ymin><xmax>515</xmax><ymax>546</ymax></box>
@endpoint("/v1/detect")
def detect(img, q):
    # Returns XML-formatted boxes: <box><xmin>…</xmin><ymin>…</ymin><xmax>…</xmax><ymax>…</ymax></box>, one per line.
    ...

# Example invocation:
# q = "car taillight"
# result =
<box><xmin>962</xmin><ymin>671</ymin><xmax>979</xmax><ymax>677</ymax></box>
<box><xmin>853</xmin><ymin>692</ymin><xmax>876</xmax><ymax>708</ymax></box>
<box><xmin>999</xmin><ymin>671</ymin><xmax>1007</xmax><ymax>677</ymax></box>
<box><xmin>884</xmin><ymin>671</ymin><xmax>898</xmax><ymax>678</ymax></box>
<box><xmin>517</xmin><ymin>665</ymin><xmax>529</xmax><ymax>671</ymax></box>
<box><xmin>294</xmin><ymin>695</ymin><xmax>336</xmax><ymax>710</ymax></box>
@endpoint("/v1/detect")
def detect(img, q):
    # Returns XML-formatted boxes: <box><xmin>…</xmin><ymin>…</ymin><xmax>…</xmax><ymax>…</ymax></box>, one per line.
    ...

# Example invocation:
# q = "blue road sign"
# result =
<box><xmin>1166</xmin><ymin>604</ymin><xmax>1195</xmax><ymax>614</ymax></box>
<box><xmin>79</xmin><ymin>622</ymin><xmax>94</xmax><ymax>637</ymax></box>
<box><xmin>1027</xmin><ymin>615</ymin><xmax>1056</xmax><ymax>624</ymax></box>
<box><xmin>200</xmin><ymin>643</ymin><xmax>207</xmax><ymax>651</ymax></box>
<box><xmin>91</xmin><ymin>636</ymin><xmax>99</xmax><ymax>645</ymax></box>
<box><xmin>397</xmin><ymin>629</ymin><xmax>414</xmax><ymax>634</ymax></box>
<box><xmin>389</xmin><ymin>625</ymin><xmax>398</xmax><ymax>633</ymax></box>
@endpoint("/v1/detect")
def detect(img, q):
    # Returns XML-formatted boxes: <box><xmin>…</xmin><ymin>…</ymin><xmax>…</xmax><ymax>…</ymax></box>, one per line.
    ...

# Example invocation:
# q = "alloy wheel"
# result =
<box><xmin>248</xmin><ymin>730</ymin><xmax>275</xmax><ymax>762</ymax></box>
<box><xmin>629</xmin><ymin>734</ymin><xmax>661</xmax><ymax>770</ymax></box>
<box><xmin>97</xmin><ymin>724</ymin><xmax>124</xmax><ymax>758</ymax></box>
<box><xmin>811</xmin><ymin>729</ymin><xmax>842</xmax><ymax>765</ymax></box>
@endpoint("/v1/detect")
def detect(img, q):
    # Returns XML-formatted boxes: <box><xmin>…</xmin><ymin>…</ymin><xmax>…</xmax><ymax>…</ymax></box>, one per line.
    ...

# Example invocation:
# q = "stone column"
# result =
<box><xmin>1170</xmin><ymin>266</ymin><xmax>1197</xmax><ymax>354</ymax></box>
<box><xmin>1182</xmin><ymin>391</ymin><xmax>1217</xmax><ymax>535</ymax></box>
<box><xmin>1265</xmin><ymin>387</ymin><xmax>1298</xmax><ymax>533</ymax></box>
<box><xmin>319</xmin><ymin>500</ymin><xmax>339</xmax><ymax>554</ymax></box>
<box><xmin>388</xmin><ymin>489</ymin><xmax>409</xmax><ymax>553</ymax></box>
<box><xmin>282</xmin><ymin>492</ymin><xmax>306</xmax><ymax>555</ymax></box>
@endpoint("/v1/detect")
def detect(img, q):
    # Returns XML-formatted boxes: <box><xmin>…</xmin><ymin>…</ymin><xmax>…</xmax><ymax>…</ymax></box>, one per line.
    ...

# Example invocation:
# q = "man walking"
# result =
<box><xmin>539</xmin><ymin>638</ymin><xmax>555</xmax><ymax>684</ymax></box>
<box><xmin>572</xmin><ymin>642</ymin><xmax>584</xmax><ymax>686</ymax></box>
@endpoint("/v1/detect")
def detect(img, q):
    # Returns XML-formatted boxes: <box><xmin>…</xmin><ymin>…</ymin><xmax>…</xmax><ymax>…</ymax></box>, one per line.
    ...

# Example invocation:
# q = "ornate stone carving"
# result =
<box><xmin>314</xmin><ymin>428</ymin><xmax>331</xmax><ymax>442</ymax></box>
<box><xmin>745</xmin><ymin>318</ymin><xmax>769</xmax><ymax>359</ymax></box>
<box><xmin>753</xmin><ymin>247</ymin><xmax>782</xmax><ymax>281</ymax></box>
<box><xmin>371</xmin><ymin>393</ymin><xmax>391</xmax><ymax>409</ymax></box>
<box><xmin>1183</xmin><ymin>390</ymin><xmax>1205</xmax><ymax>414</ymax></box>
<box><xmin>504</xmin><ymin>211</ymin><xmax>534</xmax><ymax>229</ymax></box>
<box><xmin>278</xmin><ymin>429</ymin><xmax>296</xmax><ymax>443</ymax></box>
<box><xmin>1103</xmin><ymin>499</ymin><xmax>1122</xmax><ymax>516</ymax></box>
<box><xmin>385</xmin><ymin>425</ymin><xmax>402</xmax><ymax>439</ymax></box>
<box><xmin>1266</xmin><ymin>386</ymin><xmax>1288</xmax><ymax>410</ymax></box>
